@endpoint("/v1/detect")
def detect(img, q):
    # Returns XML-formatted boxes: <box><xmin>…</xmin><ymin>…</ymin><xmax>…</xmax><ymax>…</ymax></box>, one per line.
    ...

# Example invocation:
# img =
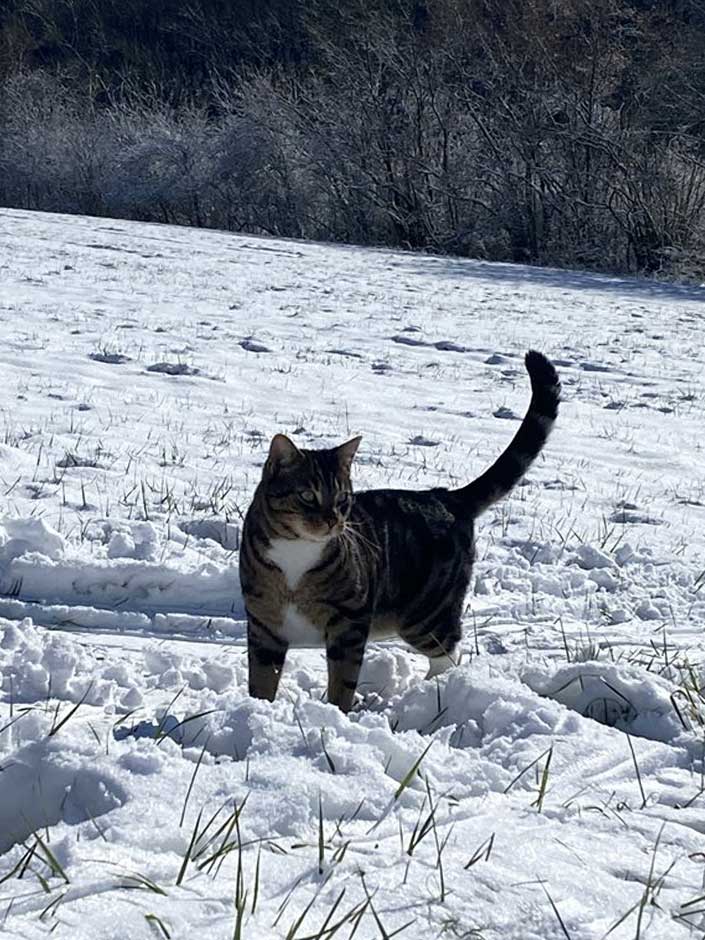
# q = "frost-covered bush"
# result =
<box><xmin>0</xmin><ymin>72</ymin><xmax>113</xmax><ymax>215</ymax></box>
<box><xmin>107</xmin><ymin>103</ymin><xmax>218</xmax><ymax>225</ymax></box>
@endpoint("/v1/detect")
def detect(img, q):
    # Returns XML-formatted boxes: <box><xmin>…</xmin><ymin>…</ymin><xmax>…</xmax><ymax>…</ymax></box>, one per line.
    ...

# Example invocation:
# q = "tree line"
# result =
<box><xmin>1</xmin><ymin>0</ymin><xmax>704</xmax><ymax>279</ymax></box>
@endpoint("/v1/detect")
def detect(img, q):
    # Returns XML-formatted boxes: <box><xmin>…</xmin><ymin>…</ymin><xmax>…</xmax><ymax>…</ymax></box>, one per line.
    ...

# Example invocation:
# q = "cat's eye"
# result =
<box><xmin>337</xmin><ymin>492</ymin><xmax>351</xmax><ymax>509</ymax></box>
<box><xmin>299</xmin><ymin>489</ymin><xmax>317</xmax><ymax>505</ymax></box>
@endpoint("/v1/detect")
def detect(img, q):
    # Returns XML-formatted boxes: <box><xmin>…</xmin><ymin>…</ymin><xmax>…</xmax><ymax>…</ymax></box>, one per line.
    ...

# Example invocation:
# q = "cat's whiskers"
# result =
<box><xmin>341</xmin><ymin>520</ymin><xmax>380</xmax><ymax>558</ymax></box>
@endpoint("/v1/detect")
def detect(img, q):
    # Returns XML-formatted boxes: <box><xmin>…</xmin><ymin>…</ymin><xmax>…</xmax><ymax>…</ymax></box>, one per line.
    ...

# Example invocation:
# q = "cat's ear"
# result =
<box><xmin>336</xmin><ymin>436</ymin><xmax>362</xmax><ymax>470</ymax></box>
<box><xmin>265</xmin><ymin>434</ymin><xmax>301</xmax><ymax>473</ymax></box>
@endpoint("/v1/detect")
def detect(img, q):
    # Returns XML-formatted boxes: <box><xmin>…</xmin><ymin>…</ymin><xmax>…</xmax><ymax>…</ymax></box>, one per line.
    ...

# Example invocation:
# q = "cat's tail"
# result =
<box><xmin>454</xmin><ymin>350</ymin><xmax>561</xmax><ymax>517</ymax></box>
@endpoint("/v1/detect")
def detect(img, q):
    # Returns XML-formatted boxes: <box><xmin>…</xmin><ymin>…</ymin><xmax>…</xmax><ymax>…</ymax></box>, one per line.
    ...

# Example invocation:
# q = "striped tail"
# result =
<box><xmin>456</xmin><ymin>350</ymin><xmax>561</xmax><ymax>517</ymax></box>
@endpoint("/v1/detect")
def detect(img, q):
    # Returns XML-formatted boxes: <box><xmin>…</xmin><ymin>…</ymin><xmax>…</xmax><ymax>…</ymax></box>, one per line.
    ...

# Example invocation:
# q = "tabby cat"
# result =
<box><xmin>239</xmin><ymin>350</ymin><xmax>560</xmax><ymax>712</ymax></box>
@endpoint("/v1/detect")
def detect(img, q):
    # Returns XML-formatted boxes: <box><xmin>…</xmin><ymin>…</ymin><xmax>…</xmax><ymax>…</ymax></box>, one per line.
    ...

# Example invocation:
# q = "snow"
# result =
<box><xmin>0</xmin><ymin>207</ymin><xmax>704</xmax><ymax>938</ymax></box>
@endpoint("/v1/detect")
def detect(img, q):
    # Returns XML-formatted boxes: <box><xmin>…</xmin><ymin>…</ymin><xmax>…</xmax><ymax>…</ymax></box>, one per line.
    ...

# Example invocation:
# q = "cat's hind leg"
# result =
<box><xmin>425</xmin><ymin>652</ymin><xmax>456</xmax><ymax>679</ymax></box>
<box><xmin>400</xmin><ymin>608</ymin><xmax>462</xmax><ymax>681</ymax></box>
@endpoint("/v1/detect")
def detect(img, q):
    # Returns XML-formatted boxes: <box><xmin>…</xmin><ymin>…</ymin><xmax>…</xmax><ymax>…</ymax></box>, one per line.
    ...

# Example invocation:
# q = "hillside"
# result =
<box><xmin>0</xmin><ymin>209</ymin><xmax>704</xmax><ymax>938</ymax></box>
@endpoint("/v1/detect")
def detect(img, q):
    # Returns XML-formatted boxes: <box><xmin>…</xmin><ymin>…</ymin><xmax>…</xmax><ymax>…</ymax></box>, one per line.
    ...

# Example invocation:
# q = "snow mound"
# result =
<box><xmin>0</xmin><ymin>518</ymin><xmax>64</xmax><ymax>564</ymax></box>
<box><xmin>522</xmin><ymin>659</ymin><xmax>701</xmax><ymax>752</ymax></box>
<box><xmin>0</xmin><ymin>724</ymin><xmax>126</xmax><ymax>853</ymax></box>
<box><xmin>0</xmin><ymin>617</ymin><xmax>141</xmax><ymax>709</ymax></box>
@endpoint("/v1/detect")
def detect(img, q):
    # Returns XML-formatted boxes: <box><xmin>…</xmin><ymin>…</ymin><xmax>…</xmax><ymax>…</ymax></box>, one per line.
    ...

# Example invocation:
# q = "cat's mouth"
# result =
<box><xmin>297</xmin><ymin>521</ymin><xmax>344</xmax><ymax>541</ymax></box>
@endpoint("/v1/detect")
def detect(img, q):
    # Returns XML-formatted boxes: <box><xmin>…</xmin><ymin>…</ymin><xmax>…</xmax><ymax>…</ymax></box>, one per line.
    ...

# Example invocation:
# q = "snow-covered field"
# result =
<box><xmin>1</xmin><ymin>208</ymin><xmax>704</xmax><ymax>939</ymax></box>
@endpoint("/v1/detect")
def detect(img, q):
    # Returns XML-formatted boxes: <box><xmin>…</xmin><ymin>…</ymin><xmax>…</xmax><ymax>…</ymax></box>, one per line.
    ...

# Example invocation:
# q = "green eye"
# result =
<box><xmin>337</xmin><ymin>492</ymin><xmax>351</xmax><ymax>508</ymax></box>
<box><xmin>299</xmin><ymin>489</ymin><xmax>317</xmax><ymax>505</ymax></box>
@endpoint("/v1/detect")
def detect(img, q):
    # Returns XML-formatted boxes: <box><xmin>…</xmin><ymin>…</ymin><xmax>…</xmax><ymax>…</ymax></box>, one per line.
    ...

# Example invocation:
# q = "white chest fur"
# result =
<box><xmin>267</xmin><ymin>537</ymin><xmax>326</xmax><ymax>590</ymax></box>
<box><xmin>280</xmin><ymin>603</ymin><xmax>323</xmax><ymax>647</ymax></box>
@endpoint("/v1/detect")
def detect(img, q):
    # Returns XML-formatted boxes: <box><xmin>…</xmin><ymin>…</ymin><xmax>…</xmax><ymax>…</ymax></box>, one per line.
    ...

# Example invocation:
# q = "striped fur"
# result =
<box><xmin>240</xmin><ymin>351</ymin><xmax>560</xmax><ymax>712</ymax></box>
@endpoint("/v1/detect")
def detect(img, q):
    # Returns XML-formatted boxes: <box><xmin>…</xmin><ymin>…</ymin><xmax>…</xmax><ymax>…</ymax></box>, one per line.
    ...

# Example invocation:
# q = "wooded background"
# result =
<box><xmin>1</xmin><ymin>0</ymin><xmax>704</xmax><ymax>278</ymax></box>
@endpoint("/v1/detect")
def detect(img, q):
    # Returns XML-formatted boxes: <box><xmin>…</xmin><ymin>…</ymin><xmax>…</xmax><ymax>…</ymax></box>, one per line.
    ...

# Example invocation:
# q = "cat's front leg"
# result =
<box><xmin>247</xmin><ymin>613</ymin><xmax>289</xmax><ymax>702</ymax></box>
<box><xmin>325</xmin><ymin>619</ymin><xmax>370</xmax><ymax>713</ymax></box>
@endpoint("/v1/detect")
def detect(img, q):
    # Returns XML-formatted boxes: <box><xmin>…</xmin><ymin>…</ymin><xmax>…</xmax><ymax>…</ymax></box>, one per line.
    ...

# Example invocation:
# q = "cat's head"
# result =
<box><xmin>259</xmin><ymin>434</ymin><xmax>361</xmax><ymax>541</ymax></box>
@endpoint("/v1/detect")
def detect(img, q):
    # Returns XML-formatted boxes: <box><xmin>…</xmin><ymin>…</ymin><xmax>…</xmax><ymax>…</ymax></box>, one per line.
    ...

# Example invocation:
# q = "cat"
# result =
<box><xmin>239</xmin><ymin>350</ymin><xmax>560</xmax><ymax>712</ymax></box>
